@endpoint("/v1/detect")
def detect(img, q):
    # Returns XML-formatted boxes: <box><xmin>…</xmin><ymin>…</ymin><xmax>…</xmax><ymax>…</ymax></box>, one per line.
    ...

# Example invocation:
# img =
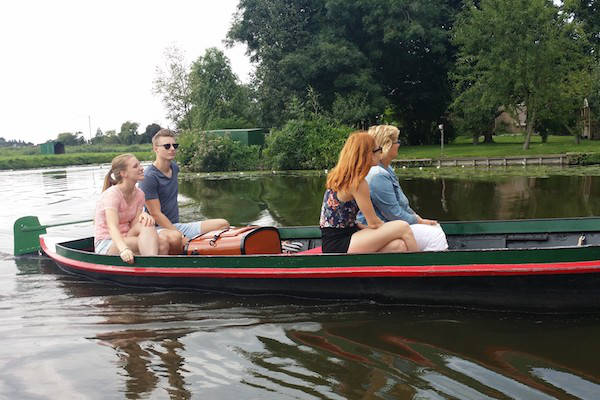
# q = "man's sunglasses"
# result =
<box><xmin>161</xmin><ymin>143</ymin><xmax>179</xmax><ymax>150</ymax></box>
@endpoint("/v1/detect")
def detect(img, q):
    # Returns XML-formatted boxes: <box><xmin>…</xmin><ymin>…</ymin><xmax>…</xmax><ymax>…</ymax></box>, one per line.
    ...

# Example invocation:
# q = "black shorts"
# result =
<box><xmin>320</xmin><ymin>226</ymin><xmax>359</xmax><ymax>253</ymax></box>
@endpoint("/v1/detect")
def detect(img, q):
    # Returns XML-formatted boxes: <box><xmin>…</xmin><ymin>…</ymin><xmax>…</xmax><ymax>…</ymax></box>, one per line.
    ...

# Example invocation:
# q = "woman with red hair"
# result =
<box><xmin>319</xmin><ymin>131</ymin><xmax>418</xmax><ymax>253</ymax></box>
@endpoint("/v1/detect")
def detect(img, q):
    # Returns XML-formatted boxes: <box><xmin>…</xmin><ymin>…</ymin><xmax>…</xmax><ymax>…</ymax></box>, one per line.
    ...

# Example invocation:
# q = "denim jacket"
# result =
<box><xmin>356</xmin><ymin>164</ymin><xmax>418</xmax><ymax>225</ymax></box>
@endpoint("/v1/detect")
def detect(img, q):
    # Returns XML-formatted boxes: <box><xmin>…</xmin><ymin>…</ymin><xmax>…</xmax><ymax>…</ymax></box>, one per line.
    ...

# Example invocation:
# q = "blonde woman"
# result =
<box><xmin>357</xmin><ymin>125</ymin><xmax>448</xmax><ymax>251</ymax></box>
<box><xmin>319</xmin><ymin>131</ymin><xmax>418</xmax><ymax>254</ymax></box>
<box><xmin>94</xmin><ymin>154</ymin><xmax>179</xmax><ymax>263</ymax></box>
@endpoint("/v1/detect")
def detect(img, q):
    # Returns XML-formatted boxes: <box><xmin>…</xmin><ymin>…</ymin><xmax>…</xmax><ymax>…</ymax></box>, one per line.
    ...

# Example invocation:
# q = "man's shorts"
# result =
<box><xmin>158</xmin><ymin>221</ymin><xmax>203</xmax><ymax>239</ymax></box>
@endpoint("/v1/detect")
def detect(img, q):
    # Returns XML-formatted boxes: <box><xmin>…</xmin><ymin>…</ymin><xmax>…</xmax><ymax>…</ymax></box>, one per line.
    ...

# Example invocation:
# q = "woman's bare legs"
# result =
<box><xmin>378</xmin><ymin>238</ymin><xmax>407</xmax><ymax>252</ymax></box>
<box><xmin>120</xmin><ymin>224</ymin><xmax>160</xmax><ymax>255</ymax></box>
<box><xmin>135</xmin><ymin>226</ymin><xmax>159</xmax><ymax>255</ymax></box>
<box><xmin>348</xmin><ymin>220</ymin><xmax>418</xmax><ymax>253</ymax></box>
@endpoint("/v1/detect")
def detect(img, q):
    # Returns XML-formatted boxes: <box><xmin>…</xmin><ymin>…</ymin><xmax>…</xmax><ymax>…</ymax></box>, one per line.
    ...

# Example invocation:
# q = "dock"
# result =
<box><xmin>392</xmin><ymin>154</ymin><xmax>568</xmax><ymax>168</ymax></box>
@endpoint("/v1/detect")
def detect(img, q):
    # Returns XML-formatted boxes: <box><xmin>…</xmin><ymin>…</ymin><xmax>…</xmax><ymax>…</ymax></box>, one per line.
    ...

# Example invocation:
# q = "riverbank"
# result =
<box><xmin>2</xmin><ymin>134</ymin><xmax>600</xmax><ymax>170</ymax></box>
<box><xmin>397</xmin><ymin>134</ymin><xmax>600</xmax><ymax>159</ymax></box>
<box><xmin>0</xmin><ymin>152</ymin><xmax>153</xmax><ymax>170</ymax></box>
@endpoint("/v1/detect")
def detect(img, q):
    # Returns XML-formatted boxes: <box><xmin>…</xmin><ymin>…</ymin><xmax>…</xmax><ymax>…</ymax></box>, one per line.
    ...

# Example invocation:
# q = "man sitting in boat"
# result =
<box><xmin>319</xmin><ymin>131</ymin><xmax>418</xmax><ymax>253</ymax></box>
<box><xmin>139</xmin><ymin>129</ymin><xmax>230</xmax><ymax>253</ymax></box>
<box><xmin>357</xmin><ymin>125</ymin><xmax>448</xmax><ymax>251</ymax></box>
<box><xmin>94</xmin><ymin>154</ymin><xmax>175</xmax><ymax>263</ymax></box>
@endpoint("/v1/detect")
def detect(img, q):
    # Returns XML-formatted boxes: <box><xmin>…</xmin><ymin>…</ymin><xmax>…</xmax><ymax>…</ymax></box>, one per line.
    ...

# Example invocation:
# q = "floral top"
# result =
<box><xmin>319</xmin><ymin>189</ymin><xmax>359</xmax><ymax>229</ymax></box>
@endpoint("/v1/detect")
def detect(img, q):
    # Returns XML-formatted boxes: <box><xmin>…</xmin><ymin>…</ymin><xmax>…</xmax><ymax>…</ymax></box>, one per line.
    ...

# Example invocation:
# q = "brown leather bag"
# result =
<box><xmin>184</xmin><ymin>226</ymin><xmax>281</xmax><ymax>255</ymax></box>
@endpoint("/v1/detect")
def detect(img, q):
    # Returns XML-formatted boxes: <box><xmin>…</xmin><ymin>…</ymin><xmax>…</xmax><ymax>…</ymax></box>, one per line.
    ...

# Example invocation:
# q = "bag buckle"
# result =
<box><xmin>209</xmin><ymin>228</ymin><xmax>230</xmax><ymax>247</ymax></box>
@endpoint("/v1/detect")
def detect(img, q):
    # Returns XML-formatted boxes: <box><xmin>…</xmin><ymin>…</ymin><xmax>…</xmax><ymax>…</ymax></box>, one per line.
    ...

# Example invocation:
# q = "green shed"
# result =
<box><xmin>40</xmin><ymin>141</ymin><xmax>65</xmax><ymax>154</ymax></box>
<box><xmin>204</xmin><ymin>128</ymin><xmax>268</xmax><ymax>146</ymax></box>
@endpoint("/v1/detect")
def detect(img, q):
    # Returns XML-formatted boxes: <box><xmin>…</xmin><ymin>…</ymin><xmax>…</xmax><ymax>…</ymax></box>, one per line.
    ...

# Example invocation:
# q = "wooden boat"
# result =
<box><xmin>13</xmin><ymin>215</ymin><xmax>600</xmax><ymax>310</ymax></box>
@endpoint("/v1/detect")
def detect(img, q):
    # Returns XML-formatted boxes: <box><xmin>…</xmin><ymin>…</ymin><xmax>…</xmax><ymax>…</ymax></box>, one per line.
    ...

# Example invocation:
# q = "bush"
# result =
<box><xmin>264</xmin><ymin>117</ymin><xmax>352</xmax><ymax>170</ymax></box>
<box><xmin>176</xmin><ymin>130</ymin><xmax>201</xmax><ymax>166</ymax></box>
<box><xmin>566</xmin><ymin>152</ymin><xmax>600</xmax><ymax>165</ymax></box>
<box><xmin>185</xmin><ymin>135</ymin><xmax>262</xmax><ymax>172</ymax></box>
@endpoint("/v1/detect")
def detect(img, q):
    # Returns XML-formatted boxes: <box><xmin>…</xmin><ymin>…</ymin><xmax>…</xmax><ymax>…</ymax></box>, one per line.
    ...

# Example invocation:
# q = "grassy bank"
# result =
<box><xmin>398</xmin><ymin>134</ymin><xmax>600</xmax><ymax>160</ymax></box>
<box><xmin>2</xmin><ymin>134</ymin><xmax>600</xmax><ymax>171</ymax></box>
<box><xmin>0</xmin><ymin>152</ymin><xmax>153</xmax><ymax>170</ymax></box>
<box><xmin>0</xmin><ymin>144</ymin><xmax>153</xmax><ymax>170</ymax></box>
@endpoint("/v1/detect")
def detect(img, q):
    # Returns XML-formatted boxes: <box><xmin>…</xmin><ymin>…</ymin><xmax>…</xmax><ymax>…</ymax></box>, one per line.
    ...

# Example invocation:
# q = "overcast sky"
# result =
<box><xmin>0</xmin><ymin>0</ymin><xmax>253</xmax><ymax>144</ymax></box>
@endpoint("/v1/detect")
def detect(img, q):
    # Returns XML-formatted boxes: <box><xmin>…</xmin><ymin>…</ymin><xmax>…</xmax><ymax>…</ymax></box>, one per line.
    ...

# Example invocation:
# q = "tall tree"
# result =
<box><xmin>140</xmin><ymin>123</ymin><xmax>162</xmax><ymax>143</ymax></box>
<box><xmin>564</xmin><ymin>0</ymin><xmax>600</xmax><ymax>58</ymax></box>
<box><xmin>56</xmin><ymin>132</ymin><xmax>85</xmax><ymax>145</ymax></box>
<box><xmin>90</xmin><ymin>128</ymin><xmax>104</xmax><ymax>145</ymax></box>
<box><xmin>188</xmin><ymin>47</ymin><xmax>255</xmax><ymax>129</ymax></box>
<box><xmin>453</xmin><ymin>0</ymin><xmax>593</xmax><ymax>149</ymax></box>
<box><xmin>118</xmin><ymin>121</ymin><xmax>139</xmax><ymax>145</ymax></box>
<box><xmin>228</xmin><ymin>0</ymin><xmax>461</xmax><ymax>142</ymax></box>
<box><xmin>103</xmin><ymin>130</ymin><xmax>120</xmax><ymax>144</ymax></box>
<box><xmin>153</xmin><ymin>46</ymin><xmax>193</xmax><ymax>130</ymax></box>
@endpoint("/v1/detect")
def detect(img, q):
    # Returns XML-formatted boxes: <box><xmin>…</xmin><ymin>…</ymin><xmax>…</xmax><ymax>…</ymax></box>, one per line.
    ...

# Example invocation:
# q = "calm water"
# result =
<box><xmin>2</xmin><ymin>165</ymin><xmax>600</xmax><ymax>399</ymax></box>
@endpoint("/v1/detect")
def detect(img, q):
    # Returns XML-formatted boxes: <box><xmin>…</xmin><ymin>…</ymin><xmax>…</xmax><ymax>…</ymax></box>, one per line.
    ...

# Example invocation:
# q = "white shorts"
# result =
<box><xmin>410</xmin><ymin>224</ymin><xmax>448</xmax><ymax>251</ymax></box>
<box><xmin>94</xmin><ymin>239</ymin><xmax>113</xmax><ymax>254</ymax></box>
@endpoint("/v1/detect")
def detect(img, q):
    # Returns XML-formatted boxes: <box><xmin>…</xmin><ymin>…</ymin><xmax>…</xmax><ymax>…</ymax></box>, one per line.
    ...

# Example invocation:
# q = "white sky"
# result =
<box><xmin>0</xmin><ymin>0</ymin><xmax>253</xmax><ymax>144</ymax></box>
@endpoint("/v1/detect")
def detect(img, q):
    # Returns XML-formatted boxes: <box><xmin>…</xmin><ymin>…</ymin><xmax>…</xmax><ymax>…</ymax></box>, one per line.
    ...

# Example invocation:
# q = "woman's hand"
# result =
<box><xmin>120</xmin><ymin>247</ymin><xmax>134</xmax><ymax>264</ymax></box>
<box><xmin>138</xmin><ymin>212</ymin><xmax>155</xmax><ymax>227</ymax></box>
<box><xmin>417</xmin><ymin>215</ymin><xmax>438</xmax><ymax>225</ymax></box>
<box><xmin>367</xmin><ymin>219</ymin><xmax>384</xmax><ymax>229</ymax></box>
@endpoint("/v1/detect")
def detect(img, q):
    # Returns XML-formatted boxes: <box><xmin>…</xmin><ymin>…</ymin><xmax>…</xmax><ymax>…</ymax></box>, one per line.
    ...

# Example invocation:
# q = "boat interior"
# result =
<box><xmin>55</xmin><ymin>229</ymin><xmax>600</xmax><ymax>256</ymax></box>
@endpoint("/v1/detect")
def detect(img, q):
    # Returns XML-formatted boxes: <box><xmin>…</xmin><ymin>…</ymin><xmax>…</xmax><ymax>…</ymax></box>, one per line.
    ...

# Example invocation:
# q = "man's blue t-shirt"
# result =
<box><xmin>139</xmin><ymin>162</ymin><xmax>180</xmax><ymax>223</ymax></box>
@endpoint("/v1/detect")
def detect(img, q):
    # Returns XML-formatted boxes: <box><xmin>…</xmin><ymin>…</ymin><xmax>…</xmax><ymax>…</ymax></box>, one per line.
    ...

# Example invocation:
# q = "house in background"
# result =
<box><xmin>494</xmin><ymin>106</ymin><xmax>527</xmax><ymax>133</ymax></box>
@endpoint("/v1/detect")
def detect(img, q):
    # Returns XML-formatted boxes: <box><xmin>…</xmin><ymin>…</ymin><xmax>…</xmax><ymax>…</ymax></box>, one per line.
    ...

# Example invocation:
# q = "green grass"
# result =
<box><xmin>3</xmin><ymin>134</ymin><xmax>600</xmax><ymax>170</ymax></box>
<box><xmin>0</xmin><ymin>143</ymin><xmax>153</xmax><ymax>170</ymax></box>
<box><xmin>398</xmin><ymin>134</ymin><xmax>600</xmax><ymax>160</ymax></box>
<box><xmin>0</xmin><ymin>152</ymin><xmax>153</xmax><ymax>170</ymax></box>
<box><xmin>393</xmin><ymin>165</ymin><xmax>600</xmax><ymax>181</ymax></box>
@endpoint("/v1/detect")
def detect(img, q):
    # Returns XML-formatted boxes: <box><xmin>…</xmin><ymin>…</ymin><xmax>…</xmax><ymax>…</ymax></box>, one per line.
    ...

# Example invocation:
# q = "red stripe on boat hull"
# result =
<box><xmin>41</xmin><ymin>238</ymin><xmax>600</xmax><ymax>279</ymax></box>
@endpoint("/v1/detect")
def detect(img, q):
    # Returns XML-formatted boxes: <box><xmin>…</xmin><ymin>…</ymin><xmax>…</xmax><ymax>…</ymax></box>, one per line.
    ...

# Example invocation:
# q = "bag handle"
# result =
<box><xmin>209</xmin><ymin>228</ymin><xmax>231</xmax><ymax>247</ymax></box>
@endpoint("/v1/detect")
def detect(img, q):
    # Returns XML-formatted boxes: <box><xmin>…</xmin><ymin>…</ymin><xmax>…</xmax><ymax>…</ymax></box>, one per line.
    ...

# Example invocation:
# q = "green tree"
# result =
<box><xmin>102</xmin><ymin>130</ymin><xmax>119</xmax><ymax>144</ymax></box>
<box><xmin>564</xmin><ymin>0</ymin><xmax>600</xmax><ymax>58</ymax></box>
<box><xmin>228</xmin><ymin>0</ymin><xmax>461</xmax><ymax>142</ymax></box>
<box><xmin>450</xmin><ymin>81</ymin><xmax>501</xmax><ymax>144</ymax></box>
<box><xmin>118</xmin><ymin>121</ymin><xmax>139</xmax><ymax>145</ymax></box>
<box><xmin>228</xmin><ymin>0</ymin><xmax>383</xmax><ymax>128</ymax></box>
<box><xmin>188</xmin><ymin>47</ymin><xmax>255</xmax><ymax>129</ymax></box>
<box><xmin>56</xmin><ymin>132</ymin><xmax>85</xmax><ymax>145</ymax></box>
<box><xmin>89</xmin><ymin>128</ymin><xmax>104</xmax><ymax>145</ymax></box>
<box><xmin>453</xmin><ymin>0</ymin><xmax>593</xmax><ymax>149</ymax></box>
<box><xmin>153</xmin><ymin>46</ymin><xmax>193</xmax><ymax>130</ymax></box>
<box><xmin>140</xmin><ymin>123</ymin><xmax>162</xmax><ymax>143</ymax></box>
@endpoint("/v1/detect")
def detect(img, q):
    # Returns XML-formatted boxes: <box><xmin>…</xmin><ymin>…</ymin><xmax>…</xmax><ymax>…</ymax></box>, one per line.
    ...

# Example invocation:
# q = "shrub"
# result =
<box><xmin>566</xmin><ymin>152</ymin><xmax>600</xmax><ymax>165</ymax></box>
<box><xmin>186</xmin><ymin>135</ymin><xmax>262</xmax><ymax>172</ymax></box>
<box><xmin>176</xmin><ymin>130</ymin><xmax>201</xmax><ymax>166</ymax></box>
<box><xmin>264</xmin><ymin>117</ymin><xmax>352</xmax><ymax>170</ymax></box>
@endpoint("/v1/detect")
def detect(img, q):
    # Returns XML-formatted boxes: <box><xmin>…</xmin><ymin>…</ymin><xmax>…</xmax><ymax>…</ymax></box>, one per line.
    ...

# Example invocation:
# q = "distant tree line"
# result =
<box><xmin>0</xmin><ymin>137</ymin><xmax>33</xmax><ymax>147</ymax></box>
<box><xmin>154</xmin><ymin>0</ymin><xmax>600</xmax><ymax>153</ymax></box>
<box><xmin>52</xmin><ymin>122</ymin><xmax>162</xmax><ymax>146</ymax></box>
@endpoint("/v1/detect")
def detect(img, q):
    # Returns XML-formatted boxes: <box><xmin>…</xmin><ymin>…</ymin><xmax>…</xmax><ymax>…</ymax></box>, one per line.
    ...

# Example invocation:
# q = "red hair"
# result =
<box><xmin>326</xmin><ymin>131</ymin><xmax>374</xmax><ymax>192</ymax></box>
